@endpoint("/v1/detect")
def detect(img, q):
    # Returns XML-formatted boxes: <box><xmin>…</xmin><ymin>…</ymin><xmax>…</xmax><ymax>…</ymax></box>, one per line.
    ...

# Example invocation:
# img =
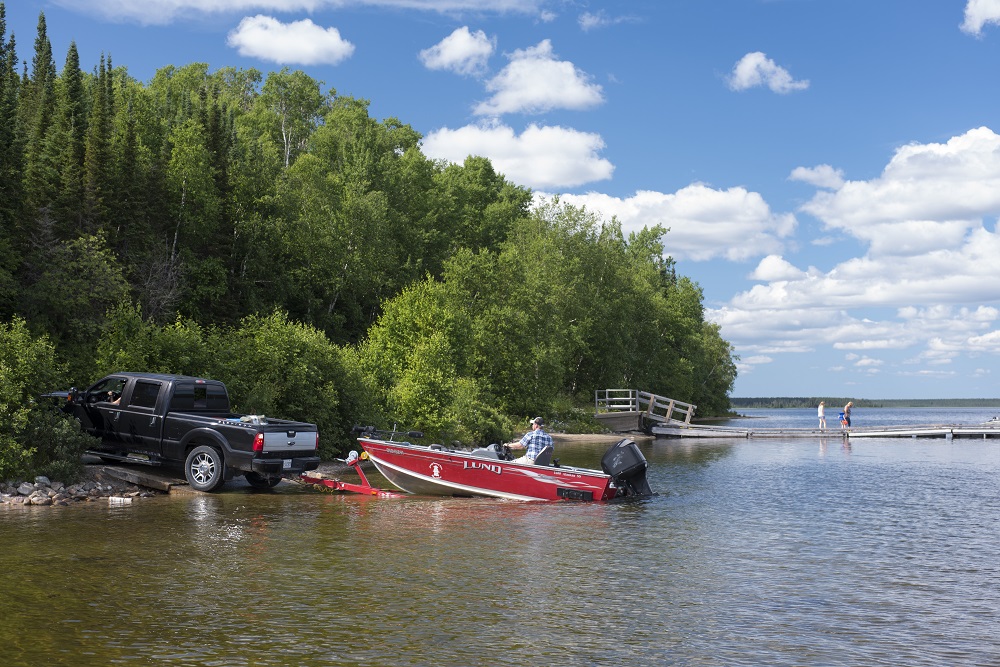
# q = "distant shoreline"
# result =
<box><xmin>730</xmin><ymin>399</ymin><xmax>1000</xmax><ymax>409</ymax></box>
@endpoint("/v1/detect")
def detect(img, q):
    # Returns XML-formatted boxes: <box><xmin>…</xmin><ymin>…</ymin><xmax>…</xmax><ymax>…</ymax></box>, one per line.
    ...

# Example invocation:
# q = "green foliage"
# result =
<box><xmin>1</xmin><ymin>6</ymin><xmax>739</xmax><ymax>464</ymax></box>
<box><xmin>0</xmin><ymin>317</ymin><xmax>96</xmax><ymax>481</ymax></box>
<box><xmin>207</xmin><ymin>311</ymin><xmax>374</xmax><ymax>457</ymax></box>
<box><xmin>95</xmin><ymin>301</ymin><xmax>212</xmax><ymax>377</ymax></box>
<box><xmin>360</xmin><ymin>199</ymin><xmax>738</xmax><ymax>443</ymax></box>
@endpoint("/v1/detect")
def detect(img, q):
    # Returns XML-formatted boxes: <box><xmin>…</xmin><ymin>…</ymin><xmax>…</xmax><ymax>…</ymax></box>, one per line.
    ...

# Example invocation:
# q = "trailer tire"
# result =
<box><xmin>185</xmin><ymin>445</ymin><xmax>227</xmax><ymax>492</ymax></box>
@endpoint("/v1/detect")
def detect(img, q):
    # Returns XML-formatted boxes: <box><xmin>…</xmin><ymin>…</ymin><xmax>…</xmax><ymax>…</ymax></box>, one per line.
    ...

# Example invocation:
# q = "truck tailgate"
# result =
<box><xmin>260</xmin><ymin>428</ymin><xmax>316</xmax><ymax>453</ymax></box>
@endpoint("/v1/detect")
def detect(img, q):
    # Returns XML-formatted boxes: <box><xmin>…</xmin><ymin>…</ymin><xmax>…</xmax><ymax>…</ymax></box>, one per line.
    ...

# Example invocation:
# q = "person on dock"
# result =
<box><xmin>818</xmin><ymin>401</ymin><xmax>827</xmax><ymax>429</ymax></box>
<box><xmin>510</xmin><ymin>417</ymin><xmax>553</xmax><ymax>464</ymax></box>
<box><xmin>843</xmin><ymin>401</ymin><xmax>853</xmax><ymax>428</ymax></box>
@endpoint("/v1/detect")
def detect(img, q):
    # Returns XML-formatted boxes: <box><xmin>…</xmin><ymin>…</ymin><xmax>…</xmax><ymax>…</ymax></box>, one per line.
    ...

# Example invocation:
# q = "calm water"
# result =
<box><xmin>3</xmin><ymin>409</ymin><xmax>1000</xmax><ymax>666</ymax></box>
<box><xmin>728</xmin><ymin>405</ymin><xmax>1000</xmax><ymax>429</ymax></box>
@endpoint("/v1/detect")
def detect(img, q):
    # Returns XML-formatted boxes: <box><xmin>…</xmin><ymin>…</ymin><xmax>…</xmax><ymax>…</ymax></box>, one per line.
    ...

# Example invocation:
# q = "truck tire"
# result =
<box><xmin>184</xmin><ymin>445</ymin><xmax>227</xmax><ymax>492</ymax></box>
<box><xmin>245</xmin><ymin>471</ymin><xmax>281</xmax><ymax>490</ymax></box>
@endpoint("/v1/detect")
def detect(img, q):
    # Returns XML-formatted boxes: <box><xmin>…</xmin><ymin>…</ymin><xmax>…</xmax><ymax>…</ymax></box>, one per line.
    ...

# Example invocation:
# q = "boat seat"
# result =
<box><xmin>532</xmin><ymin>445</ymin><xmax>554</xmax><ymax>466</ymax></box>
<box><xmin>469</xmin><ymin>447</ymin><xmax>500</xmax><ymax>459</ymax></box>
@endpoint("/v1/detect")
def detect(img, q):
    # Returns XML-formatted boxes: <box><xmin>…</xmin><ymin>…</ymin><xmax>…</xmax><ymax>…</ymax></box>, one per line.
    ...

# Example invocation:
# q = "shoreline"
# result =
<box><xmin>550</xmin><ymin>432</ymin><xmax>651</xmax><ymax>443</ymax></box>
<box><xmin>4</xmin><ymin>432</ymin><xmax>646</xmax><ymax>506</ymax></box>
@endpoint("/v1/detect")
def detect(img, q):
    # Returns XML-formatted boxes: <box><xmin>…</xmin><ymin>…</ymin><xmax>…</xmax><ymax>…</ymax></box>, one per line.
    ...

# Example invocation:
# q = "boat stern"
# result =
<box><xmin>601</xmin><ymin>439</ymin><xmax>654</xmax><ymax>498</ymax></box>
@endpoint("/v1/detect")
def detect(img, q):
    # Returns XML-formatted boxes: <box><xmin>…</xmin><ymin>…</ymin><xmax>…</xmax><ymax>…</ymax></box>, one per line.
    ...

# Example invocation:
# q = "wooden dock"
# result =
<box><xmin>594</xmin><ymin>389</ymin><xmax>696</xmax><ymax>432</ymax></box>
<box><xmin>649</xmin><ymin>422</ymin><xmax>1000</xmax><ymax>439</ymax></box>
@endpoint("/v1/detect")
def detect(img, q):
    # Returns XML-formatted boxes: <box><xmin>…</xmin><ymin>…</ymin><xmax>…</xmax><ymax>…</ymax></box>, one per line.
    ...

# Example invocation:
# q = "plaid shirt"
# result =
<box><xmin>519</xmin><ymin>428</ymin><xmax>553</xmax><ymax>460</ymax></box>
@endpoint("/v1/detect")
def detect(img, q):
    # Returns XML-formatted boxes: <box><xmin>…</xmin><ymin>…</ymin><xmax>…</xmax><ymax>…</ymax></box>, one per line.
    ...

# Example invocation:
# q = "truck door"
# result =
<box><xmin>81</xmin><ymin>376</ymin><xmax>128</xmax><ymax>442</ymax></box>
<box><xmin>117</xmin><ymin>379</ymin><xmax>165</xmax><ymax>455</ymax></box>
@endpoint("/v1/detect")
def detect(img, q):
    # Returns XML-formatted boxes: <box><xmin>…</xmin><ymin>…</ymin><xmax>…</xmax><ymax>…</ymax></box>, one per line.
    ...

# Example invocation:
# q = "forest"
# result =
<box><xmin>0</xmin><ymin>6</ymin><xmax>737</xmax><ymax>479</ymax></box>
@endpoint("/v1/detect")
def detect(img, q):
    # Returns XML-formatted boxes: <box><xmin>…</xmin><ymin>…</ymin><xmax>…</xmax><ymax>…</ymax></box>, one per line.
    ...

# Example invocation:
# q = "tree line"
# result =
<box><xmin>0</xmin><ymin>6</ymin><xmax>737</xmax><ymax>479</ymax></box>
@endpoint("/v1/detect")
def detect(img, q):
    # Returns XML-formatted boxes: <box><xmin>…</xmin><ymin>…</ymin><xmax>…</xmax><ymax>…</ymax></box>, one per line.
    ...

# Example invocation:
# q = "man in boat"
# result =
<box><xmin>510</xmin><ymin>416</ymin><xmax>553</xmax><ymax>464</ymax></box>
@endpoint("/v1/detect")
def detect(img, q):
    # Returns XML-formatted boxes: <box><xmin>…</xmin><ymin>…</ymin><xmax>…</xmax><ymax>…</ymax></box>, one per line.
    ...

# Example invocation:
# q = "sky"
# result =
<box><xmin>6</xmin><ymin>0</ymin><xmax>1000</xmax><ymax>400</ymax></box>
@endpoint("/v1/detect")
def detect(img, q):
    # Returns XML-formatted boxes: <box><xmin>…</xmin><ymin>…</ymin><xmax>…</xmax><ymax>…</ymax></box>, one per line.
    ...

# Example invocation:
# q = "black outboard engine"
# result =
<box><xmin>601</xmin><ymin>439</ymin><xmax>654</xmax><ymax>498</ymax></box>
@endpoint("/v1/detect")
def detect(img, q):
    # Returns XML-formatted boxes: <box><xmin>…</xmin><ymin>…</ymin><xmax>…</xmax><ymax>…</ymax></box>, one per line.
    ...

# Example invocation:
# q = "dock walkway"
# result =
<box><xmin>650</xmin><ymin>422</ymin><xmax>1000</xmax><ymax>439</ymax></box>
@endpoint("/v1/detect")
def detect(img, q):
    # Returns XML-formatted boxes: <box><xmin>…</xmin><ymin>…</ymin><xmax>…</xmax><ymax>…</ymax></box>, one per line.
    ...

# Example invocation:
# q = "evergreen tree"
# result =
<box><xmin>21</xmin><ymin>12</ymin><xmax>58</xmax><ymax>221</ymax></box>
<box><xmin>0</xmin><ymin>4</ymin><xmax>22</xmax><ymax>316</ymax></box>
<box><xmin>51</xmin><ymin>41</ymin><xmax>87</xmax><ymax>235</ymax></box>
<box><xmin>83</xmin><ymin>54</ymin><xmax>112</xmax><ymax>229</ymax></box>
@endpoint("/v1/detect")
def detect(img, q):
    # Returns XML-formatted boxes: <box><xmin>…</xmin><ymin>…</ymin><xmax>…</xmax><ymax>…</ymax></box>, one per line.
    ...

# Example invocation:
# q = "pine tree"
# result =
<box><xmin>22</xmin><ymin>12</ymin><xmax>58</xmax><ymax>218</ymax></box>
<box><xmin>51</xmin><ymin>41</ymin><xmax>87</xmax><ymax>235</ymax></box>
<box><xmin>0</xmin><ymin>4</ymin><xmax>24</xmax><ymax>232</ymax></box>
<box><xmin>0</xmin><ymin>3</ymin><xmax>23</xmax><ymax>317</ymax></box>
<box><xmin>83</xmin><ymin>53</ymin><xmax>111</xmax><ymax>228</ymax></box>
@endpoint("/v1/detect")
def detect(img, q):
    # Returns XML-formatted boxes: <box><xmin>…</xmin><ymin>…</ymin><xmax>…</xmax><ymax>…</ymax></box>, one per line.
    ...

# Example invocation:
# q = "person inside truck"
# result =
<box><xmin>96</xmin><ymin>378</ymin><xmax>127</xmax><ymax>405</ymax></box>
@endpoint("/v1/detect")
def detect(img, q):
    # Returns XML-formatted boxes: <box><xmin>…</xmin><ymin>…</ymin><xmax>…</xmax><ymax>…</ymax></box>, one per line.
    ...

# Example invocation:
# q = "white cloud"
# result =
<box><xmin>578</xmin><ymin>10</ymin><xmax>635</xmax><ymax>31</ymax></box>
<box><xmin>789</xmin><ymin>164</ymin><xmax>844</xmax><ymax>190</ymax></box>
<box><xmin>474</xmin><ymin>40</ymin><xmax>603</xmax><ymax>115</ymax></box>
<box><xmin>961</xmin><ymin>0</ymin><xmax>1000</xmax><ymax>35</ymax></box>
<box><xmin>546</xmin><ymin>184</ymin><xmax>797</xmax><ymax>261</ymax></box>
<box><xmin>56</xmin><ymin>0</ymin><xmax>548</xmax><ymax>25</ymax></box>
<box><xmin>709</xmin><ymin>127</ymin><xmax>1000</xmax><ymax>383</ymax></box>
<box><xmin>421</xmin><ymin>122</ymin><xmax>613</xmax><ymax>189</ymax></box>
<box><xmin>419</xmin><ymin>27</ymin><xmax>495</xmax><ymax>76</ymax></box>
<box><xmin>227</xmin><ymin>15</ymin><xmax>354</xmax><ymax>65</ymax></box>
<box><xmin>726</xmin><ymin>51</ymin><xmax>809</xmax><ymax>94</ymax></box>
<box><xmin>750</xmin><ymin>255</ymin><xmax>807</xmax><ymax>282</ymax></box>
<box><xmin>801</xmin><ymin>127</ymin><xmax>1000</xmax><ymax>255</ymax></box>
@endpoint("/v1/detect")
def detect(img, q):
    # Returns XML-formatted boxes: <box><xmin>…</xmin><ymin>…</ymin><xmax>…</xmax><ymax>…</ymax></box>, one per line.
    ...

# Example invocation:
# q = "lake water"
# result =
<box><xmin>3</xmin><ymin>408</ymin><xmax>999</xmax><ymax>666</ymax></box>
<box><xmin>726</xmin><ymin>405</ymin><xmax>1000</xmax><ymax>429</ymax></box>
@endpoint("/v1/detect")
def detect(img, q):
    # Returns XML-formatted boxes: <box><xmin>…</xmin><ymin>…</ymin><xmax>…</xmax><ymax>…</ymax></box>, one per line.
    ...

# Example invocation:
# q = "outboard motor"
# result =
<box><xmin>601</xmin><ymin>439</ymin><xmax>654</xmax><ymax>498</ymax></box>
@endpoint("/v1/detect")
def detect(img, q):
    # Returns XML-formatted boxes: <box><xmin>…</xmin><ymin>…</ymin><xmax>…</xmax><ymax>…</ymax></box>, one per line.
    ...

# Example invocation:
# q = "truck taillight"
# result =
<box><xmin>315</xmin><ymin>432</ymin><xmax>320</xmax><ymax>450</ymax></box>
<box><xmin>253</xmin><ymin>432</ymin><xmax>265</xmax><ymax>452</ymax></box>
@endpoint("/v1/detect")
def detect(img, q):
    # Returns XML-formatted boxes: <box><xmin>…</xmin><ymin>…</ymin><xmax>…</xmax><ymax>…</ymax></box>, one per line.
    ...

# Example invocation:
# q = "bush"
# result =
<box><xmin>209</xmin><ymin>311</ymin><xmax>375</xmax><ymax>458</ymax></box>
<box><xmin>0</xmin><ymin>317</ymin><xmax>98</xmax><ymax>481</ymax></box>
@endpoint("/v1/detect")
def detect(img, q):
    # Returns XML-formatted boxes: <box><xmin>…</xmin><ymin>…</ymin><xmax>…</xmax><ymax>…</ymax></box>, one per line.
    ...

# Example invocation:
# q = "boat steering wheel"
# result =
<box><xmin>495</xmin><ymin>443</ymin><xmax>512</xmax><ymax>460</ymax></box>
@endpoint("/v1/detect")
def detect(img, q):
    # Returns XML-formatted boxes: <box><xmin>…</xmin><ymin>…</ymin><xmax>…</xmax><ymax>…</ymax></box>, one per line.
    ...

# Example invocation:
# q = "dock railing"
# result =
<box><xmin>595</xmin><ymin>389</ymin><xmax>696</xmax><ymax>425</ymax></box>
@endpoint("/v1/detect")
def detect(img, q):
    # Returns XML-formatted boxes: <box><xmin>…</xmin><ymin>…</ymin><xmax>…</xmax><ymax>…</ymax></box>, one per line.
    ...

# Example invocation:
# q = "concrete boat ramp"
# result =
<box><xmin>650</xmin><ymin>422</ymin><xmax>1000</xmax><ymax>439</ymax></box>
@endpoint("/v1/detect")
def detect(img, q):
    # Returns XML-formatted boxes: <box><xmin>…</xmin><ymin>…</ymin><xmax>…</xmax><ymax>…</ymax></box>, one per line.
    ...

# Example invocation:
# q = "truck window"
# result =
<box><xmin>129</xmin><ymin>380</ymin><xmax>162</xmax><ymax>409</ymax></box>
<box><xmin>170</xmin><ymin>382</ymin><xmax>230</xmax><ymax>412</ymax></box>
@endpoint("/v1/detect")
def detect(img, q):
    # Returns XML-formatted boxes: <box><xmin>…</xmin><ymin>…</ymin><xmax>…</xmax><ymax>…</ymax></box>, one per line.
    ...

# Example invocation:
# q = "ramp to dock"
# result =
<box><xmin>595</xmin><ymin>389</ymin><xmax>696</xmax><ymax>432</ymax></box>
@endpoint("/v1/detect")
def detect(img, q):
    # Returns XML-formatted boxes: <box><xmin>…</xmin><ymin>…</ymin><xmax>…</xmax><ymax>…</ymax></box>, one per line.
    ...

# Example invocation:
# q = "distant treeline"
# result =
<box><xmin>730</xmin><ymin>397</ymin><xmax>1000</xmax><ymax>409</ymax></box>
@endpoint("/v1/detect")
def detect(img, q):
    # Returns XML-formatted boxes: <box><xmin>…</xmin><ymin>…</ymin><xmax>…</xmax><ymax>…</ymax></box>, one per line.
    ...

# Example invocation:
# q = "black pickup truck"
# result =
<box><xmin>46</xmin><ymin>373</ymin><xmax>320</xmax><ymax>492</ymax></box>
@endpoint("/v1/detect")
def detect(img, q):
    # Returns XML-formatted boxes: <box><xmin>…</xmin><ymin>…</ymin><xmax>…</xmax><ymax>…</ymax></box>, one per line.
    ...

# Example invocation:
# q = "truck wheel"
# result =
<box><xmin>185</xmin><ymin>445</ymin><xmax>227</xmax><ymax>492</ymax></box>
<box><xmin>245</xmin><ymin>471</ymin><xmax>281</xmax><ymax>490</ymax></box>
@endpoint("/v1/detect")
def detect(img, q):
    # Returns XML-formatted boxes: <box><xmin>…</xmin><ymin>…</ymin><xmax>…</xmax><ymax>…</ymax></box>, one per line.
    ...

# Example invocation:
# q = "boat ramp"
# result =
<box><xmin>595</xmin><ymin>389</ymin><xmax>1000</xmax><ymax>439</ymax></box>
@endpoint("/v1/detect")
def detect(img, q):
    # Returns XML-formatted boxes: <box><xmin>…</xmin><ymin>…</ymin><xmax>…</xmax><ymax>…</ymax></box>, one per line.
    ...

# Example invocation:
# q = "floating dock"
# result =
<box><xmin>650</xmin><ymin>422</ymin><xmax>1000</xmax><ymax>439</ymax></box>
<box><xmin>594</xmin><ymin>389</ymin><xmax>1000</xmax><ymax>440</ymax></box>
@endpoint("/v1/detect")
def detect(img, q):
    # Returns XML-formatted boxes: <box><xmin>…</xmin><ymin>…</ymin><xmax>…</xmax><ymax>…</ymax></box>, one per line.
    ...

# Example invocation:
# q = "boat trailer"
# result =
<box><xmin>300</xmin><ymin>450</ymin><xmax>408</xmax><ymax>498</ymax></box>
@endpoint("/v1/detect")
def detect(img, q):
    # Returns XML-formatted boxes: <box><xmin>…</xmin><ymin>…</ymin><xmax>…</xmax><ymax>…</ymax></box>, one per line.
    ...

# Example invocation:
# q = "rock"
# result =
<box><xmin>34</xmin><ymin>476</ymin><xmax>51</xmax><ymax>487</ymax></box>
<box><xmin>29</xmin><ymin>494</ymin><xmax>52</xmax><ymax>506</ymax></box>
<box><xmin>17</xmin><ymin>482</ymin><xmax>34</xmax><ymax>496</ymax></box>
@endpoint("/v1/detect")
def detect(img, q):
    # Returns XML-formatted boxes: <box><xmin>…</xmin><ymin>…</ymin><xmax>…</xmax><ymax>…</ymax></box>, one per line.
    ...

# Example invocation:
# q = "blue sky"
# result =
<box><xmin>7</xmin><ymin>0</ymin><xmax>1000</xmax><ymax>400</ymax></box>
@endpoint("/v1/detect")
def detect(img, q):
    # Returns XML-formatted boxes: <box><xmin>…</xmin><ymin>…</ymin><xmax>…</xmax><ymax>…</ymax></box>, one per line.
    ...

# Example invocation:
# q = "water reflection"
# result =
<box><xmin>2</xmin><ymin>438</ymin><xmax>999</xmax><ymax>666</ymax></box>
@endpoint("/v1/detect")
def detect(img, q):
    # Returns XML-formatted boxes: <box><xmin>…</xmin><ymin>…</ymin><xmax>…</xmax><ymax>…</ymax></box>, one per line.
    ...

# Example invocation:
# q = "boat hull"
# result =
<box><xmin>359</xmin><ymin>438</ymin><xmax>617</xmax><ymax>501</ymax></box>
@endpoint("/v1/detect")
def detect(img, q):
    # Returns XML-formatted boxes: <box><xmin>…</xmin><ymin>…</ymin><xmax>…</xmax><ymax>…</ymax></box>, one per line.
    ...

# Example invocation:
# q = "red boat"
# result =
<box><xmin>310</xmin><ymin>428</ymin><xmax>654</xmax><ymax>502</ymax></box>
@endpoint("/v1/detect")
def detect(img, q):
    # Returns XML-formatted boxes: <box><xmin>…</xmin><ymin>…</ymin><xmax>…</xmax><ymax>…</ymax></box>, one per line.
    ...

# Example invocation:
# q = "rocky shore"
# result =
<box><xmin>1</xmin><ymin>469</ymin><xmax>161</xmax><ymax>507</ymax></box>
